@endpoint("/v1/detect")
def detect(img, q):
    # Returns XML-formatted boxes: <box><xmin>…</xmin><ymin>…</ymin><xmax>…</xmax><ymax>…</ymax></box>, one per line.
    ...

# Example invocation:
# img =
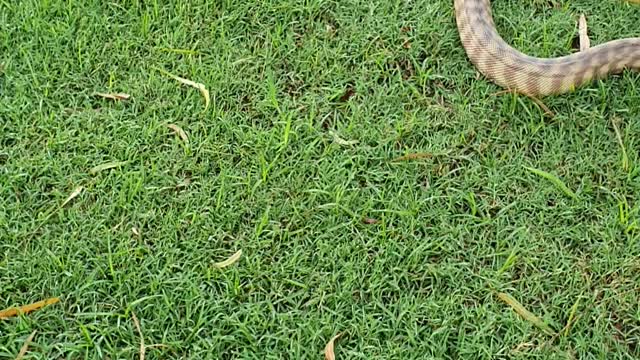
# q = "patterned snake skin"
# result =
<box><xmin>454</xmin><ymin>0</ymin><xmax>640</xmax><ymax>96</ymax></box>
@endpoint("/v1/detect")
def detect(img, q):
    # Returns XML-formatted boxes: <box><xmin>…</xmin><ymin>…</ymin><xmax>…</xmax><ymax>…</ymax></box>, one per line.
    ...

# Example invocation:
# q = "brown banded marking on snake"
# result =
<box><xmin>454</xmin><ymin>0</ymin><xmax>640</xmax><ymax>96</ymax></box>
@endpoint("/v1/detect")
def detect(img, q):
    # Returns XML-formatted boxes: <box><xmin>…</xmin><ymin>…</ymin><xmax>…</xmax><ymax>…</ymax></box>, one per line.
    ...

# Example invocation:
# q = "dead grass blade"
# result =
<box><xmin>0</xmin><ymin>297</ymin><xmax>60</xmax><ymax>319</ymax></box>
<box><xmin>578</xmin><ymin>15</ymin><xmax>590</xmax><ymax>51</ymax></box>
<box><xmin>523</xmin><ymin>166</ymin><xmax>578</xmax><ymax>200</ymax></box>
<box><xmin>131</xmin><ymin>312</ymin><xmax>145</xmax><ymax>360</ymax></box>
<box><xmin>497</xmin><ymin>292</ymin><xmax>555</xmax><ymax>336</ymax></box>
<box><xmin>61</xmin><ymin>186</ymin><xmax>84</xmax><ymax>207</ymax></box>
<box><xmin>391</xmin><ymin>153</ymin><xmax>433</xmax><ymax>162</ymax></box>
<box><xmin>90</xmin><ymin>161</ymin><xmax>129</xmax><ymax>175</ymax></box>
<box><xmin>15</xmin><ymin>330</ymin><xmax>37</xmax><ymax>360</ymax></box>
<box><xmin>329</xmin><ymin>131</ymin><xmax>358</xmax><ymax>146</ymax></box>
<box><xmin>153</xmin><ymin>66</ymin><xmax>209</xmax><ymax>111</ymax></box>
<box><xmin>166</xmin><ymin>124</ymin><xmax>190</xmax><ymax>145</ymax></box>
<box><xmin>94</xmin><ymin>92</ymin><xmax>131</xmax><ymax>101</ymax></box>
<box><xmin>324</xmin><ymin>333</ymin><xmax>342</xmax><ymax>360</ymax></box>
<box><xmin>212</xmin><ymin>250</ymin><xmax>242</xmax><ymax>269</ymax></box>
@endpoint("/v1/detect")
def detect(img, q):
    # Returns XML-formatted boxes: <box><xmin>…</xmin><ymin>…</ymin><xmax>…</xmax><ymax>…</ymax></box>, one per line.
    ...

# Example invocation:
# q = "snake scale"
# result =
<box><xmin>454</xmin><ymin>0</ymin><xmax>640</xmax><ymax>96</ymax></box>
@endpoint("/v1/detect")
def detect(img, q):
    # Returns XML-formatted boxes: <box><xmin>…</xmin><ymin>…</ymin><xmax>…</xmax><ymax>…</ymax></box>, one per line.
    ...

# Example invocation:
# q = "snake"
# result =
<box><xmin>454</xmin><ymin>0</ymin><xmax>640</xmax><ymax>96</ymax></box>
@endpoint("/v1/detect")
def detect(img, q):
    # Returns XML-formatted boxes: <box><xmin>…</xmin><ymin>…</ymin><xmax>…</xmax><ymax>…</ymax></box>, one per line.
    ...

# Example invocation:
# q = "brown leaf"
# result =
<box><xmin>0</xmin><ymin>297</ymin><xmax>60</xmax><ymax>319</ymax></box>
<box><xmin>94</xmin><ymin>92</ymin><xmax>131</xmax><ymax>101</ymax></box>
<box><xmin>363</xmin><ymin>218</ymin><xmax>379</xmax><ymax>224</ymax></box>
<box><xmin>324</xmin><ymin>333</ymin><xmax>342</xmax><ymax>360</ymax></box>
<box><xmin>15</xmin><ymin>330</ymin><xmax>37</xmax><ymax>360</ymax></box>
<box><xmin>392</xmin><ymin>153</ymin><xmax>433</xmax><ymax>162</ymax></box>
<box><xmin>166</xmin><ymin>124</ymin><xmax>189</xmax><ymax>145</ymax></box>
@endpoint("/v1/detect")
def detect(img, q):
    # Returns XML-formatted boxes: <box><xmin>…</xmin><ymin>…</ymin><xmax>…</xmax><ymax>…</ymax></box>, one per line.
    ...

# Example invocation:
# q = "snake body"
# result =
<box><xmin>454</xmin><ymin>0</ymin><xmax>640</xmax><ymax>96</ymax></box>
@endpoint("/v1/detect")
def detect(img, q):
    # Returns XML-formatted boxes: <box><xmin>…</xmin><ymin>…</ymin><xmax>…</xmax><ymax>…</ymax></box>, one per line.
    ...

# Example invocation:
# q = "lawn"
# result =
<box><xmin>1</xmin><ymin>0</ymin><xmax>640</xmax><ymax>358</ymax></box>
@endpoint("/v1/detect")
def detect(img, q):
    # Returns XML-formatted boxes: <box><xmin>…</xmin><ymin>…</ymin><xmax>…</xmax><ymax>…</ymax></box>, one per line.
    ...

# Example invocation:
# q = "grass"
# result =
<box><xmin>1</xmin><ymin>0</ymin><xmax>640</xmax><ymax>358</ymax></box>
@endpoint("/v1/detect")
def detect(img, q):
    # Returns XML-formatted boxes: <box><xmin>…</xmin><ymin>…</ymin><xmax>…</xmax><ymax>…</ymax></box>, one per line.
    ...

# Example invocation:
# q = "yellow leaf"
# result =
<box><xmin>212</xmin><ymin>250</ymin><xmax>242</xmax><ymax>268</ymax></box>
<box><xmin>89</xmin><ymin>161</ymin><xmax>128</xmax><ymax>175</ymax></box>
<box><xmin>166</xmin><ymin>124</ymin><xmax>189</xmax><ymax>145</ymax></box>
<box><xmin>94</xmin><ymin>92</ymin><xmax>131</xmax><ymax>101</ymax></box>
<box><xmin>61</xmin><ymin>186</ymin><xmax>84</xmax><ymax>207</ymax></box>
<box><xmin>0</xmin><ymin>297</ymin><xmax>60</xmax><ymax>319</ymax></box>
<box><xmin>324</xmin><ymin>333</ymin><xmax>342</xmax><ymax>360</ymax></box>
<box><xmin>497</xmin><ymin>292</ymin><xmax>555</xmax><ymax>336</ymax></box>
<box><xmin>153</xmin><ymin>66</ymin><xmax>209</xmax><ymax>111</ymax></box>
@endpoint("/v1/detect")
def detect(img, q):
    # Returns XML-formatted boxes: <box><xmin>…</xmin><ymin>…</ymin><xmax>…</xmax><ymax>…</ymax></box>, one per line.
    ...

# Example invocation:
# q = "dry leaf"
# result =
<box><xmin>392</xmin><ymin>153</ymin><xmax>433</xmax><ymax>162</ymax></box>
<box><xmin>0</xmin><ymin>297</ymin><xmax>60</xmax><ymax>319</ymax></box>
<box><xmin>329</xmin><ymin>131</ymin><xmax>358</xmax><ymax>146</ymax></box>
<box><xmin>363</xmin><ymin>218</ymin><xmax>379</xmax><ymax>224</ymax></box>
<box><xmin>132</xmin><ymin>227</ymin><xmax>140</xmax><ymax>236</ymax></box>
<box><xmin>90</xmin><ymin>161</ymin><xmax>128</xmax><ymax>175</ymax></box>
<box><xmin>578</xmin><ymin>15</ymin><xmax>590</xmax><ymax>51</ymax></box>
<box><xmin>212</xmin><ymin>250</ymin><xmax>242</xmax><ymax>268</ymax></box>
<box><xmin>166</xmin><ymin>124</ymin><xmax>189</xmax><ymax>144</ymax></box>
<box><xmin>153</xmin><ymin>67</ymin><xmax>210</xmax><ymax>111</ymax></box>
<box><xmin>497</xmin><ymin>292</ymin><xmax>555</xmax><ymax>335</ymax></box>
<box><xmin>61</xmin><ymin>186</ymin><xmax>84</xmax><ymax>207</ymax></box>
<box><xmin>132</xmin><ymin>312</ymin><xmax>145</xmax><ymax>360</ymax></box>
<box><xmin>15</xmin><ymin>330</ymin><xmax>37</xmax><ymax>360</ymax></box>
<box><xmin>324</xmin><ymin>333</ymin><xmax>342</xmax><ymax>360</ymax></box>
<box><xmin>94</xmin><ymin>92</ymin><xmax>131</xmax><ymax>101</ymax></box>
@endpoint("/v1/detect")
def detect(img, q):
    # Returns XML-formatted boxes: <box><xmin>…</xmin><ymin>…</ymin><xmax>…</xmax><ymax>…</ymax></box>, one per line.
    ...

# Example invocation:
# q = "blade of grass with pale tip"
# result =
<box><xmin>90</xmin><ymin>161</ymin><xmax>129</xmax><ymax>175</ymax></box>
<box><xmin>523</xmin><ymin>166</ymin><xmax>578</xmax><ymax>200</ymax></box>
<box><xmin>324</xmin><ymin>333</ymin><xmax>342</xmax><ymax>360</ymax></box>
<box><xmin>497</xmin><ymin>292</ymin><xmax>555</xmax><ymax>336</ymax></box>
<box><xmin>212</xmin><ymin>250</ymin><xmax>242</xmax><ymax>268</ymax></box>
<box><xmin>61</xmin><ymin>186</ymin><xmax>84</xmax><ymax>207</ymax></box>
<box><xmin>152</xmin><ymin>66</ymin><xmax>209</xmax><ymax>111</ymax></box>
<box><xmin>15</xmin><ymin>330</ymin><xmax>37</xmax><ymax>360</ymax></box>
<box><xmin>0</xmin><ymin>297</ymin><xmax>60</xmax><ymax>319</ymax></box>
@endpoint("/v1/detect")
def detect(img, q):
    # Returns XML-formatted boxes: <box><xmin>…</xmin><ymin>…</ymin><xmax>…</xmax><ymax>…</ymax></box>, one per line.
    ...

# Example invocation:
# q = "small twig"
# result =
<box><xmin>131</xmin><ymin>312</ymin><xmax>145</xmax><ymax>360</ymax></box>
